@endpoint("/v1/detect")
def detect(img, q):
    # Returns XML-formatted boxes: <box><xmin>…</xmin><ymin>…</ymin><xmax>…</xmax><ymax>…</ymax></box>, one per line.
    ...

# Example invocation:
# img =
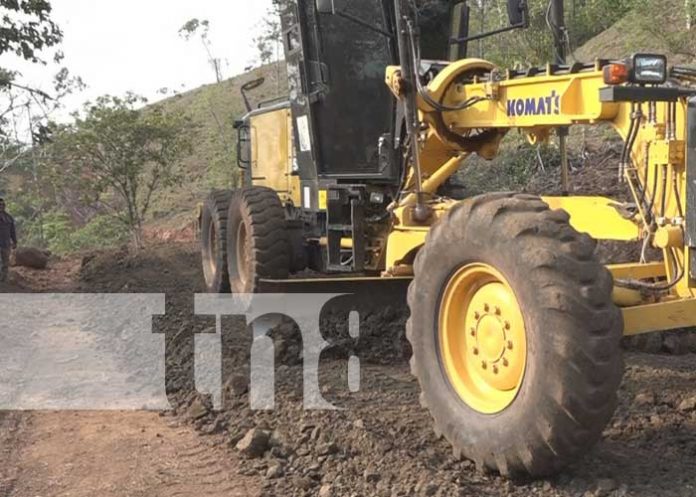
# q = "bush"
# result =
<box><xmin>17</xmin><ymin>211</ymin><xmax>129</xmax><ymax>255</ymax></box>
<box><xmin>37</xmin><ymin>211</ymin><xmax>74</xmax><ymax>253</ymax></box>
<box><xmin>69</xmin><ymin>215</ymin><xmax>129</xmax><ymax>252</ymax></box>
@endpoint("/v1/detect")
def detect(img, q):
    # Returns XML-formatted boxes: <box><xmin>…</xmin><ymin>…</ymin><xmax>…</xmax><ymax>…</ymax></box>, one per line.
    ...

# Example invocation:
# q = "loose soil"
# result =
<box><xmin>1</xmin><ymin>242</ymin><xmax>695</xmax><ymax>497</ymax></box>
<box><xmin>0</xmin><ymin>255</ymin><xmax>260</xmax><ymax>497</ymax></box>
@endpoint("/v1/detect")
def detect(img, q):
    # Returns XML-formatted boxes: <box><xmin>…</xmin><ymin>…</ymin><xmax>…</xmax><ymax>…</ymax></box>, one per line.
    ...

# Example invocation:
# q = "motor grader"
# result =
<box><xmin>199</xmin><ymin>0</ymin><xmax>696</xmax><ymax>478</ymax></box>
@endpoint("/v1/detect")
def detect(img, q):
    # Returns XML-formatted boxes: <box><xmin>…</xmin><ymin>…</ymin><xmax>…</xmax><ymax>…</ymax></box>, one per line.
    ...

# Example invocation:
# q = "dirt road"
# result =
<box><xmin>0</xmin><ymin>256</ymin><xmax>261</xmax><ymax>497</ymax></box>
<box><xmin>1</xmin><ymin>243</ymin><xmax>696</xmax><ymax>497</ymax></box>
<box><xmin>0</xmin><ymin>411</ymin><xmax>260</xmax><ymax>497</ymax></box>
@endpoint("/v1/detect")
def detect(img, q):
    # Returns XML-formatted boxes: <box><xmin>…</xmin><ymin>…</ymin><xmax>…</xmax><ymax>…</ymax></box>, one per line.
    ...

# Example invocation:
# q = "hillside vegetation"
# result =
<box><xmin>6</xmin><ymin>0</ymin><xmax>694</xmax><ymax>251</ymax></box>
<box><xmin>147</xmin><ymin>62</ymin><xmax>288</xmax><ymax>227</ymax></box>
<box><xmin>575</xmin><ymin>0</ymin><xmax>695</xmax><ymax>63</ymax></box>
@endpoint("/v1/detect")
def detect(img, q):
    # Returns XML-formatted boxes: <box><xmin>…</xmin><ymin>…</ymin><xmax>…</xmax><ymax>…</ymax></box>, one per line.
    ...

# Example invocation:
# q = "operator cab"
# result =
<box><xmin>233</xmin><ymin>0</ymin><xmax>529</xmax><ymax>274</ymax></box>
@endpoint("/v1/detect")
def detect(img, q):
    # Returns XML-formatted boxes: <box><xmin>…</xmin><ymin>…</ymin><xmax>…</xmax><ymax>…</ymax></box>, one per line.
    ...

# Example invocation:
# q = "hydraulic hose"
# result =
<box><xmin>406</xmin><ymin>21</ymin><xmax>488</xmax><ymax>113</ymax></box>
<box><xmin>615</xmin><ymin>247</ymin><xmax>685</xmax><ymax>292</ymax></box>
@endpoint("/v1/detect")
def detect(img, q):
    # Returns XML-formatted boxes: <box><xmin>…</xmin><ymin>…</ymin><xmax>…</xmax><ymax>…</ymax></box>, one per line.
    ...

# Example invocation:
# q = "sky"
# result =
<box><xmin>1</xmin><ymin>0</ymin><xmax>275</xmax><ymax>119</ymax></box>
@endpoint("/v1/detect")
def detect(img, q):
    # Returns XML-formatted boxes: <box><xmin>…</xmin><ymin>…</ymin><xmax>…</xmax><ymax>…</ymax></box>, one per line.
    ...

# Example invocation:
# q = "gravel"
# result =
<box><xmin>80</xmin><ymin>243</ymin><xmax>696</xmax><ymax>497</ymax></box>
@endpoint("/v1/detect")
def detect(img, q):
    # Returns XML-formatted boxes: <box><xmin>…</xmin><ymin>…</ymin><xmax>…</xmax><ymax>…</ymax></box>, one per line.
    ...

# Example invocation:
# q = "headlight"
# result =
<box><xmin>629</xmin><ymin>54</ymin><xmax>668</xmax><ymax>84</ymax></box>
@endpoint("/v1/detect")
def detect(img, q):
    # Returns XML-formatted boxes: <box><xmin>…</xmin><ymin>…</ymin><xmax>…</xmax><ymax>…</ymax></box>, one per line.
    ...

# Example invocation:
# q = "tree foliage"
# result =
<box><xmin>49</xmin><ymin>95</ymin><xmax>194</xmax><ymax>246</ymax></box>
<box><xmin>252</xmin><ymin>1</ymin><xmax>284</xmax><ymax>67</ymax></box>
<box><xmin>0</xmin><ymin>0</ymin><xmax>86</xmax><ymax>183</ymax></box>
<box><xmin>0</xmin><ymin>0</ymin><xmax>62</xmax><ymax>64</ymax></box>
<box><xmin>251</xmin><ymin>0</ymin><xmax>645</xmax><ymax>68</ymax></box>
<box><xmin>458</xmin><ymin>0</ymin><xmax>636</xmax><ymax>66</ymax></box>
<box><xmin>0</xmin><ymin>0</ymin><xmax>64</xmax><ymax>114</ymax></box>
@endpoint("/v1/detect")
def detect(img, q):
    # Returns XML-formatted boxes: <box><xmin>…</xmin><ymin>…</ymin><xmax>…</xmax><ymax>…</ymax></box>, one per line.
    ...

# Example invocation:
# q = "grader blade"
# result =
<box><xmin>256</xmin><ymin>276</ymin><xmax>412</xmax><ymax>296</ymax></box>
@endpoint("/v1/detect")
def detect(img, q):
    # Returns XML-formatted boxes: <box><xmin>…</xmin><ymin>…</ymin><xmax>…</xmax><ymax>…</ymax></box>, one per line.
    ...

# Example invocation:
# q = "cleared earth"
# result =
<box><xmin>1</xmin><ymin>243</ymin><xmax>695</xmax><ymax>497</ymax></box>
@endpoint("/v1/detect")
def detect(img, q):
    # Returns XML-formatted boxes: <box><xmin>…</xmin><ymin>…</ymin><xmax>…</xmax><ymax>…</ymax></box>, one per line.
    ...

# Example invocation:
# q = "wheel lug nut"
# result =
<box><xmin>507</xmin><ymin>341</ymin><xmax>513</xmax><ymax>350</ymax></box>
<box><xmin>493</xmin><ymin>366</ymin><xmax>499</xmax><ymax>375</ymax></box>
<box><xmin>484</xmin><ymin>304</ymin><xmax>490</xmax><ymax>312</ymax></box>
<box><xmin>495</xmin><ymin>306</ymin><xmax>501</xmax><ymax>315</ymax></box>
<box><xmin>473</xmin><ymin>348</ymin><xmax>479</xmax><ymax>355</ymax></box>
<box><xmin>481</xmin><ymin>361</ymin><xmax>487</xmax><ymax>370</ymax></box>
<box><xmin>470</xmin><ymin>327</ymin><xmax>476</xmax><ymax>336</ymax></box>
<box><xmin>503</xmin><ymin>358</ymin><xmax>509</xmax><ymax>367</ymax></box>
<box><xmin>474</xmin><ymin>312</ymin><xmax>480</xmax><ymax>319</ymax></box>
<box><xmin>504</xmin><ymin>321</ymin><xmax>511</xmax><ymax>330</ymax></box>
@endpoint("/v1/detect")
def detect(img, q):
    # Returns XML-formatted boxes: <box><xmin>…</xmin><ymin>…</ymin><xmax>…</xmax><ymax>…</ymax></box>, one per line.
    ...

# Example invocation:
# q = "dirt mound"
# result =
<box><xmin>150</xmin><ymin>276</ymin><xmax>695</xmax><ymax>497</ymax></box>
<box><xmin>79</xmin><ymin>242</ymin><xmax>205</xmax><ymax>293</ymax></box>
<box><xmin>527</xmin><ymin>140</ymin><xmax>627</xmax><ymax>200</ymax></box>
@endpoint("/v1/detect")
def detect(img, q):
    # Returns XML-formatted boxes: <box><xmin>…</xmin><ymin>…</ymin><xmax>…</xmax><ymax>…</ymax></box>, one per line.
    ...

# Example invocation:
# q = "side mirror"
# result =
<box><xmin>507</xmin><ymin>0</ymin><xmax>529</xmax><ymax>27</ymax></box>
<box><xmin>449</xmin><ymin>2</ymin><xmax>471</xmax><ymax>61</ymax></box>
<box><xmin>241</xmin><ymin>78</ymin><xmax>265</xmax><ymax>92</ymax></box>
<box><xmin>316</xmin><ymin>0</ymin><xmax>335</xmax><ymax>14</ymax></box>
<box><xmin>450</xmin><ymin>0</ymin><xmax>528</xmax><ymax>50</ymax></box>
<box><xmin>240</xmin><ymin>77</ymin><xmax>265</xmax><ymax>112</ymax></box>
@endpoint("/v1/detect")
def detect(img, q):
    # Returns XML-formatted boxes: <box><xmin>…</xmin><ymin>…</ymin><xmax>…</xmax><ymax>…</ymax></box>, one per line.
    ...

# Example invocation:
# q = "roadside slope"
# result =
<box><xmin>575</xmin><ymin>0</ymin><xmax>695</xmax><ymax>62</ymax></box>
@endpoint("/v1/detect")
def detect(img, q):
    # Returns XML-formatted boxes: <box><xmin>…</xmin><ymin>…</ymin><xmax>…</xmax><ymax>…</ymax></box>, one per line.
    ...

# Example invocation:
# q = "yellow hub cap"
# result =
<box><xmin>439</xmin><ymin>263</ymin><xmax>527</xmax><ymax>414</ymax></box>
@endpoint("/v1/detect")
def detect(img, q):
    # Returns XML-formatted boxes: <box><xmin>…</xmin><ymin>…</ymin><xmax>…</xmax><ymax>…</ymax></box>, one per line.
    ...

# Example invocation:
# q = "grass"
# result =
<box><xmin>146</xmin><ymin>62</ymin><xmax>288</xmax><ymax>225</ymax></box>
<box><xmin>574</xmin><ymin>0</ymin><xmax>696</xmax><ymax>63</ymax></box>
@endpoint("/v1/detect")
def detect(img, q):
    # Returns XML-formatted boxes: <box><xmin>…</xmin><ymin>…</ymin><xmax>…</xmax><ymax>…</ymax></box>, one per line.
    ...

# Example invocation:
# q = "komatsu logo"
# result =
<box><xmin>507</xmin><ymin>91</ymin><xmax>561</xmax><ymax>117</ymax></box>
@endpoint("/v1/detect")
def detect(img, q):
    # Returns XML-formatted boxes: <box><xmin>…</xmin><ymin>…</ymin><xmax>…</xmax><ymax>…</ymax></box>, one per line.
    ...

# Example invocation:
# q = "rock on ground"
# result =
<box><xmin>13</xmin><ymin>247</ymin><xmax>50</xmax><ymax>269</ymax></box>
<box><xmin>236</xmin><ymin>428</ymin><xmax>271</xmax><ymax>459</ymax></box>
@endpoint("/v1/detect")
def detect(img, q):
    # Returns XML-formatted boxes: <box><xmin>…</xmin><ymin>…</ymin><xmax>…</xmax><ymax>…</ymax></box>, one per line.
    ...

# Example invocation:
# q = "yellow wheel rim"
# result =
<box><xmin>439</xmin><ymin>263</ymin><xmax>527</xmax><ymax>414</ymax></box>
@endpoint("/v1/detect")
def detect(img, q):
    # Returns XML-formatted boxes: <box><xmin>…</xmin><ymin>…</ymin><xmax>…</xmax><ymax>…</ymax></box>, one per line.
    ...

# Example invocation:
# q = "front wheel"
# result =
<box><xmin>407</xmin><ymin>193</ymin><xmax>623</xmax><ymax>478</ymax></box>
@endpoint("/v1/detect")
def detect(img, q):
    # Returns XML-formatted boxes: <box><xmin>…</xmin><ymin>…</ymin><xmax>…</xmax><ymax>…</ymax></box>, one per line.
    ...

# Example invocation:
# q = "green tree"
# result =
<box><xmin>461</xmin><ymin>0</ymin><xmax>637</xmax><ymax>66</ymax></box>
<box><xmin>0</xmin><ymin>0</ymin><xmax>61</xmax><ymax>62</ymax></box>
<box><xmin>50</xmin><ymin>94</ymin><xmax>194</xmax><ymax>247</ymax></box>
<box><xmin>0</xmin><ymin>0</ymin><xmax>64</xmax><ymax>128</ymax></box>
<box><xmin>0</xmin><ymin>0</ymin><xmax>83</xmax><ymax>236</ymax></box>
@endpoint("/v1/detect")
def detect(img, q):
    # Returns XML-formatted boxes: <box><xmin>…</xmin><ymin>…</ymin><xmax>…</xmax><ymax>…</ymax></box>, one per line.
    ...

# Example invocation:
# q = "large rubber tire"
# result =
<box><xmin>406</xmin><ymin>193</ymin><xmax>624</xmax><ymax>478</ymax></box>
<box><xmin>226</xmin><ymin>187</ymin><xmax>290</xmax><ymax>293</ymax></box>
<box><xmin>201</xmin><ymin>190</ymin><xmax>234</xmax><ymax>293</ymax></box>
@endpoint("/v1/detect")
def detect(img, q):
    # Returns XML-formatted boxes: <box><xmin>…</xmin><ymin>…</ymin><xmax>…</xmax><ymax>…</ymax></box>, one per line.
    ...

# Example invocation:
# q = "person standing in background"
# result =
<box><xmin>0</xmin><ymin>198</ymin><xmax>17</xmax><ymax>282</ymax></box>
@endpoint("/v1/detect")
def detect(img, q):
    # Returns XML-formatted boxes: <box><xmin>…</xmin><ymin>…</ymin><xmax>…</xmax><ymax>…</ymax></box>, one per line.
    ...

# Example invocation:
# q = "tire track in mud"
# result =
<box><xmin>159</xmin><ymin>426</ymin><xmax>252</xmax><ymax>497</ymax></box>
<box><xmin>0</xmin><ymin>413</ymin><xmax>23</xmax><ymax>497</ymax></box>
<box><xmin>2</xmin><ymin>412</ymin><xmax>260</xmax><ymax>497</ymax></box>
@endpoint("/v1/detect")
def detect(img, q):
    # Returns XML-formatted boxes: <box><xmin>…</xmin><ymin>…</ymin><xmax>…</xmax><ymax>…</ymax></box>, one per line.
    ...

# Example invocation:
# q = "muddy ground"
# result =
<box><xmin>1</xmin><ymin>243</ymin><xmax>693</xmax><ymax>497</ymax></box>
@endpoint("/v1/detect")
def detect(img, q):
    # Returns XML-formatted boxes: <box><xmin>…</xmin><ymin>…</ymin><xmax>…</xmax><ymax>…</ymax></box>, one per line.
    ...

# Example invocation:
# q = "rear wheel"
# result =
<box><xmin>200</xmin><ymin>190</ymin><xmax>234</xmax><ymax>293</ymax></box>
<box><xmin>407</xmin><ymin>193</ymin><xmax>623</xmax><ymax>478</ymax></box>
<box><xmin>226</xmin><ymin>187</ymin><xmax>290</xmax><ymax>293</ymax></box>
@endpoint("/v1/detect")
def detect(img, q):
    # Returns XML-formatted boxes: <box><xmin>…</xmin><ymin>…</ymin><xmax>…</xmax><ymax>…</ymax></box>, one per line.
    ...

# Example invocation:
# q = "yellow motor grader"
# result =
<box><xmin>199</xmin><ymin>0</ymin><xmax>696</xmax><ymax>477</ymax></box>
